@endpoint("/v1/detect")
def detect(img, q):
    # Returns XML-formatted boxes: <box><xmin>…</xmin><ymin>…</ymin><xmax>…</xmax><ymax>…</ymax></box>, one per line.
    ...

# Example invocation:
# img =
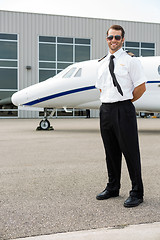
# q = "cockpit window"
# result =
<box><xmin>62</xmin><ymin>67</ymin><xmax>77</xmax><ymax>78</ymax></box>
<box><xmin>74</xmin><ymin>68</ymin><xmax>82</xmax><ymax>77</ymax></box>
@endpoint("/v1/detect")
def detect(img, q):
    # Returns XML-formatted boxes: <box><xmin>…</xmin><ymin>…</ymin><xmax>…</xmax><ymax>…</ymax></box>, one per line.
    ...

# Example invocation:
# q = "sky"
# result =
<box><xmin>0</xmin><ymin>0</ymin><xmax>160</xmax><ymax>24</ymax></box>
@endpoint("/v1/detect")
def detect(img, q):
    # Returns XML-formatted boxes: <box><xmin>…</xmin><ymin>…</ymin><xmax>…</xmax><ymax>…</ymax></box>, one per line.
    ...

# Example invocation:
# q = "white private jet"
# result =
<box><xmin>8</xmin><ymin>55</ymin><xmax>160</xmax><ymax>130</ymax></box>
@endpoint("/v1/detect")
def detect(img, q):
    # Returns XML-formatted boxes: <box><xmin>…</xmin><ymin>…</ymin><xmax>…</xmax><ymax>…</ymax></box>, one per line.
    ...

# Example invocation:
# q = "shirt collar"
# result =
<box><xmin>107</xmin><ymin>48</ymin><xmax>124</xmax><ymax>60</ymax></box>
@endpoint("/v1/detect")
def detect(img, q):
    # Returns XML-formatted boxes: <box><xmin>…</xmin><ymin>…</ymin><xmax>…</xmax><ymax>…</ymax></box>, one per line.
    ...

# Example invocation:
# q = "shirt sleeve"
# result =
<box><xmin>129</xmin><ymin>57</ymin><xmax>147</xmax><ymax>88</ymax></box>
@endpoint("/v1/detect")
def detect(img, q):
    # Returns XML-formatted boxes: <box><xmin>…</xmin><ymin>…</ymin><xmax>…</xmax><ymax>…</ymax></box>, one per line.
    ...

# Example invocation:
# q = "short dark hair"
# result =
<box><xmin>107</xmin><ymin>25</ymin><xmax>125</xmax><ymax>38</ymax></box>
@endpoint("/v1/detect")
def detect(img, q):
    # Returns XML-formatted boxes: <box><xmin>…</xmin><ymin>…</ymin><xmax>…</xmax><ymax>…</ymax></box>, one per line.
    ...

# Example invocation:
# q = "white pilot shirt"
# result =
<box><xmin>95</xmin><ymin>48</ymin><xmax>147</xmax><ymax>103</ymax></box>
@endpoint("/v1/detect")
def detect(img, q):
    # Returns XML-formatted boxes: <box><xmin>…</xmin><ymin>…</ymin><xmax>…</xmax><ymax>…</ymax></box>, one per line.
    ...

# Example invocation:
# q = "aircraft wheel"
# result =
<box><xmin>39</xmin><ymin>119</ymin><xmax>50</xmax><ymax>130</ymax></box>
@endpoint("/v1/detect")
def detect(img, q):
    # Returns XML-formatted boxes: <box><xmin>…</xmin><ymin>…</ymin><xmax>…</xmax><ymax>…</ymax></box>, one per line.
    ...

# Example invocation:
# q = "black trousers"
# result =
<box><xmin>100</xmin><ymin>100</ymin><xmax>144</xmax><ymax>198</ymax></box>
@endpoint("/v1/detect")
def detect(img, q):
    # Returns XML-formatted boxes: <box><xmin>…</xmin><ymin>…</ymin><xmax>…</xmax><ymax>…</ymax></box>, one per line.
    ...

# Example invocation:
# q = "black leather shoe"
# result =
<box><xmin>124</xmin><ymin>196</ymin><xmax>143</xmax><ymax>208</ymax></box>
<box><xmin>96</xmin><ymin>189</ymin><xmax>119</xmax><ymax>200</ymax></box>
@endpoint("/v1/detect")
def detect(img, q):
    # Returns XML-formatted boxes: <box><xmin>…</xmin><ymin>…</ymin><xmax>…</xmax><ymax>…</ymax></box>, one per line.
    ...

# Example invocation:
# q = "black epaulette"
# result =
<box><xmin>98</xmin><ymin>55</ymin><xmax>107</xmax><ymax>62</ymax></box>
<box><xmin>126</xmin><ymin>50</ymin><xmax>135</xmax><ymax>57</ymax></box>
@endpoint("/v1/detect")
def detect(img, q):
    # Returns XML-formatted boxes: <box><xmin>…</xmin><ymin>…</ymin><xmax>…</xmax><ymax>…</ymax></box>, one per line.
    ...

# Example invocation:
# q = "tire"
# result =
<box><xmin>40</xmin><ymin>119</ymin><xmax>50</xmax><ymax>130</ymax></box>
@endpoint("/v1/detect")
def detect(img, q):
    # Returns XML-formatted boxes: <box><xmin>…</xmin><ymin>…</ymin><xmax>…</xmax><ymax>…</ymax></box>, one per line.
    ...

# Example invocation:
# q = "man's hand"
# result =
<box><xmin>131</xmin><ymin>82</ymin><xmax>146</xmax><ymax>102</ymax></box>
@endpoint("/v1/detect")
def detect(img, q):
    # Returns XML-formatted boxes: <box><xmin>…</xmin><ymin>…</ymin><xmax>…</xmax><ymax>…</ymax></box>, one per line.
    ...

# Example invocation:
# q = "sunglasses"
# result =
<box><xmin>107</xmin><ymin>35</ymin><xmax>122</xmax><ymax>41</ymax></box>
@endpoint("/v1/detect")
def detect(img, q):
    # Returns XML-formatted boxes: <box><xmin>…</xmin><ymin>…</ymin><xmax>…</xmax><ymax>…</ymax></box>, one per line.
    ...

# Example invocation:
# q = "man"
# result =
<box><xmin>95</xmin><ymin>25</ymin><xmax>146</xmax><ymax>208</ymax></box>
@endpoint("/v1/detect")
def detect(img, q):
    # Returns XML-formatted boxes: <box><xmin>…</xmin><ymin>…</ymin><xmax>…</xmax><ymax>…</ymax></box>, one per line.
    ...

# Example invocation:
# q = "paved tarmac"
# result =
<box><xmin>0</xmin><ymin>118</ymin><xmax>160</xmax><ymax>240</ymax></box>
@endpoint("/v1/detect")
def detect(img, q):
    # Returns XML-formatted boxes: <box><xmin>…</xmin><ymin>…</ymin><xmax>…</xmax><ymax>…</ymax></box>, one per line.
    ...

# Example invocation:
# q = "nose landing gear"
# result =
<box><xmin>39</xmin><ymin>119</ymin><xmax>51</xmax><ymax>130</ymax></box>
<box><xmin>36</xmin><ymin>108</ymin><xmax>55</xmax><ymax>130</ymax></box>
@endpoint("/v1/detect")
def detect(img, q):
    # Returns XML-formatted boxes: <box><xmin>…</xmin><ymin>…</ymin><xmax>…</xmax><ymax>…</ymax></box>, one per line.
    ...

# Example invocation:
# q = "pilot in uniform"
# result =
<box><xmin>96</xmin><ymin>25</ymin><xmax>147</xmax><ymax>207</ymax></box>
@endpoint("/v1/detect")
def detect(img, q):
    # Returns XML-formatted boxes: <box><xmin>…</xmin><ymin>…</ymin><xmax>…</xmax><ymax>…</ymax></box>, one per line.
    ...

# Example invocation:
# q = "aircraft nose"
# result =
<box><xmin>12</xmin><ymin>91</ymin><xmax>28</xmax><ymax>106</ymax></box>
<box><xmin>11</xmin><ymin>92</ymin><xmax>19</xmax><ymax>106</ymax></box>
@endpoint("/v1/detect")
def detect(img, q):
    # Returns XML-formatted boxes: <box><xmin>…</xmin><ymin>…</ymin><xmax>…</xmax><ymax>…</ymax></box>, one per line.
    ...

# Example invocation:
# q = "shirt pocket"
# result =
<box><xmin>114</xmin><ymin>65</ymin><xmax>128</xmax><ymax>77</ymax></box>
<box><xmin>114</xmin><ymin>65</ymin><xmax>132</xmax><ymax>89</ymax></box>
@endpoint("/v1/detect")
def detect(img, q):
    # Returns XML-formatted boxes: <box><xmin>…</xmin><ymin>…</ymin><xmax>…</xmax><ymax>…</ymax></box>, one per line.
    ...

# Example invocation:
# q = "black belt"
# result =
<box><xmin>102</xmin><ymin>100</ymin><xmax>131</xmax><ymax>105</ymax></box>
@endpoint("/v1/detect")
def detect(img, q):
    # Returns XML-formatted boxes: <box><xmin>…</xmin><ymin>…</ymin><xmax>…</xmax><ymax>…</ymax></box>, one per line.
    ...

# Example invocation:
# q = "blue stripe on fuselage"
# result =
<box><xmin>23</xmin><ymin>81</ymin><xmax>160</xmax><ymax>106</ymax></box>
<box><xmin>146</xmin><ymin>81</ymin><xmax>160</xmax><ymax>83</ymax></box>
<box><xmin>24</xmin><ymin>85</ymin><xmax>96</xmax><ymax>106</ymax></box>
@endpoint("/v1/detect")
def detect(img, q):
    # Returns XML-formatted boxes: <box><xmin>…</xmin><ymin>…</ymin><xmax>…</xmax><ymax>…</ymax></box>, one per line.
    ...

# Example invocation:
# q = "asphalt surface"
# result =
<box><xmin>0</xmin><ymin>118</ymin><xmax>160</xmax><ymax>240</ymax></box>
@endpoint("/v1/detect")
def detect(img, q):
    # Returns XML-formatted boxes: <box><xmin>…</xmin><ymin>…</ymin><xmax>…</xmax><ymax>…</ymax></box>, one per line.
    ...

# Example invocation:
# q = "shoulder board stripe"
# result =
<box><xmin>126</xmin><ymin>50</ymin><xmax>135</xmax><ymax>57</ymax></box>
<box><xmin>98</xmin><ymin>55</ymin><xmax>107</xmax><ymax>62</ymax></box>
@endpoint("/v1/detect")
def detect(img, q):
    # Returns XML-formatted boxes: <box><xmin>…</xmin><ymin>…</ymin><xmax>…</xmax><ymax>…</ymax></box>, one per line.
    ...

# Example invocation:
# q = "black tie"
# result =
<box><xmin>109</xmin><ymin>55</ymin><xmax>123</xmax><ymax>96</ymax></box>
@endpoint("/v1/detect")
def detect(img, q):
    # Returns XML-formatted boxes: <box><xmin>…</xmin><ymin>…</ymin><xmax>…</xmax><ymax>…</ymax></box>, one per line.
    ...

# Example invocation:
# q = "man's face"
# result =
<box><xmin>106</xmin><ymin>29</ymin><xmax>124</xmax><ymax>54</ymax></box>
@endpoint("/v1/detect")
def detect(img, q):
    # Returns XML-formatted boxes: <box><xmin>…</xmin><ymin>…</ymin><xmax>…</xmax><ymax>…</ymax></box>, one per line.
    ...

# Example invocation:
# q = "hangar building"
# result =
<box><xmin>0</xmin><ymin>10</ymin><xmax>160</xmax><ymax>118</ymax></box>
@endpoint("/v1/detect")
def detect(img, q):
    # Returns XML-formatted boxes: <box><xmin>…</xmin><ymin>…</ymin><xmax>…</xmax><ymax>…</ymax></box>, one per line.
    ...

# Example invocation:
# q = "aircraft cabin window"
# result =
<box><xmin>63</xmin><ymin>67</ymin><xmax>77</xmax><ymax>78</ymax></box>
<box><xmin>74</xmin><ymin>68</ymin><xmax>82</xmax><ymax>77</ymax></box>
